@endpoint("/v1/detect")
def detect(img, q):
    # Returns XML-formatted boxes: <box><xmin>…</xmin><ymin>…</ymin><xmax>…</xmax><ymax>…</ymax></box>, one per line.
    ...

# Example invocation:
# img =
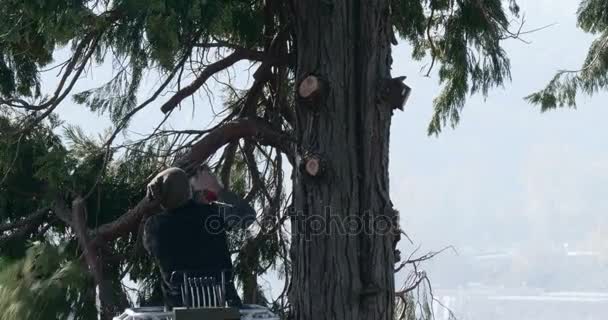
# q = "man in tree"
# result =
<box><xmin>143</xmin><ymin>166</ymin><xmax>256</xmax><ymax>309</ymax></box>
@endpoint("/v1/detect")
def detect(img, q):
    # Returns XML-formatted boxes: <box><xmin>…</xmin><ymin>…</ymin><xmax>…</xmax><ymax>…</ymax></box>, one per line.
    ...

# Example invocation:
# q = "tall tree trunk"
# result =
<box><xmin>290</xmin><ymin>0</ymin><xmax>396</xmax><ymax>319</ymax></box>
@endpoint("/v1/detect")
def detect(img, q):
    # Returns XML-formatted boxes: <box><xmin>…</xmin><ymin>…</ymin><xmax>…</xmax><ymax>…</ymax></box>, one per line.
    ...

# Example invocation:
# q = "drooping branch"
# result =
<box><xmin>104</xmin><ymin>52</ymin><xmax>192</xmax><ymax>148</ymax></box>
<box><xmin>77</xmin><ymin>53</ymin><xmax>193</xmax><ymax>201</ymax></box>
<box><xmin>22</xmin><ymin>33</ymin><xmax>103</xmax><ymax>133</ymax></box>
<box><xmin>220</xmin><ymin>142</ymin><xmax>238</xmax><ymax>189</ymax></box>
<box><xmin>243</xmin><ymin>140</ymin><xmax>272</xmax><ymax>203</ymax></box>
<box><xmin>0</xmin><ymin>33</ymin><xmax>97</xmax><ymax>112</ymax></box>
<box><xmin>90</xmin><ymin>117</ymin><xmax>293</xmax><ymax>247</ymax></box>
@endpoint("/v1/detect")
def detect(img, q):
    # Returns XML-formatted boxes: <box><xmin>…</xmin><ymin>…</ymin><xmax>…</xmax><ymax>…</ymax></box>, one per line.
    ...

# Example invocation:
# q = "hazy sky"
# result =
<box><xmin>389</xmin><ymin>0</ymin><xmax>608</xmax><ymax>252</ymax></box>
<box><xmin>50</xmin><ymin>1</ymin><xmax>608</xmax><ymax>261</ymax></box>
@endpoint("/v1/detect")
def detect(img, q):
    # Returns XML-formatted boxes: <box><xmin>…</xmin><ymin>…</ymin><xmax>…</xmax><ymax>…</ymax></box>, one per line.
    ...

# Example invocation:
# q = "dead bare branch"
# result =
<box><xmin>395</xmin><ymin>245</ymin><xmax>456</xmax><ymax>273</ymax></box>
<box><xmin>160</xmin><ymin>49</ymin><xmax>264</xmax><ymax>114</ymax></box>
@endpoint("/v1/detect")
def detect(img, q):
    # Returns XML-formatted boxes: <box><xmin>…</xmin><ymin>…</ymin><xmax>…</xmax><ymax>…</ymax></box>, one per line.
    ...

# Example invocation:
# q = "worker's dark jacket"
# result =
<box><xmin>143</xmin><ymin>190</ymin><xmax>255</xmax><ymax>308</ymax></box>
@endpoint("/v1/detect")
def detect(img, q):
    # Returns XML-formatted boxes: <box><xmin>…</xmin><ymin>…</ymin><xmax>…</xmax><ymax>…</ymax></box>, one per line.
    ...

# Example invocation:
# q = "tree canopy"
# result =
<box><xmin>0</xmin><ymin>0</ymin><xmax>522</xmax><ymax>133</ymax></box>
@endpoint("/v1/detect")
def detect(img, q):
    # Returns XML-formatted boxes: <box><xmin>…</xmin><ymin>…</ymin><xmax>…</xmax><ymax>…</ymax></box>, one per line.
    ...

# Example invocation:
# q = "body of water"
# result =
<box><xmin>433</xmin><ymin>287</ymin><xmax>608</xmax><ymax>320</ymax></box>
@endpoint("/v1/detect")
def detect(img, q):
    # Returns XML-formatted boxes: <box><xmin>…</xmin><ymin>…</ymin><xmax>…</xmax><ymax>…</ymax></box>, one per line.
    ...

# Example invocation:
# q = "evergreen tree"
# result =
<box><xmin>0</xmin><ymin>0</ymin><xmax>530</xmax><ymax>319</ymax></box>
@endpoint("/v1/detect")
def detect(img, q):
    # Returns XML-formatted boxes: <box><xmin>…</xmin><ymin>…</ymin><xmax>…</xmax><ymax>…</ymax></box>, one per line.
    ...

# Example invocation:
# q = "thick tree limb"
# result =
<box><xmin>0</xmin><ymin>208</ymin><xmax>48</xmax><ymax>233</ymax></box>
<box><xmin>90</xmin><ymin>195</ymin><xmax>161</xmax><ymax>247</ymax></box>
<box><xmin>0</xmin><ymin>208</ymin><xmax>51</xmax><ymax>249</ymax></box>
<box><xmin>174</xmin><ymin>117</ymin><xmax>295</xmax><ymax>174</ymax></box>
<box><xmin>0</xmin><ymin>219</ymin><xmax>48</xmax><ymax>249</ymax></box>
<box><xmin>0</xmin><ymin>224</ymin><xmax>41</xmax><ymax>248</ymax></box>
<box><xmin>90</xmin><ymin>117</ymin><xmax>293</xmax><ymax>247</ymax></box>
<box><xmin>0</xmin><ymin>199</ymin><xmax>81</xmax><ymax>248</ymax></box>
<box><xmin>51</xmin><ymin>199</ymin><xmax>73</xmax><ymax>225</ymax></box>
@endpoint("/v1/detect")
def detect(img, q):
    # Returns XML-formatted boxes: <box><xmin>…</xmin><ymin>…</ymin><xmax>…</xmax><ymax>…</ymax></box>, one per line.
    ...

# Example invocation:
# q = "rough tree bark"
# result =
<box><xmin>290</xmin><ymin>0</ymin><xmax>396</xmax><ymax>320</ymax></box>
